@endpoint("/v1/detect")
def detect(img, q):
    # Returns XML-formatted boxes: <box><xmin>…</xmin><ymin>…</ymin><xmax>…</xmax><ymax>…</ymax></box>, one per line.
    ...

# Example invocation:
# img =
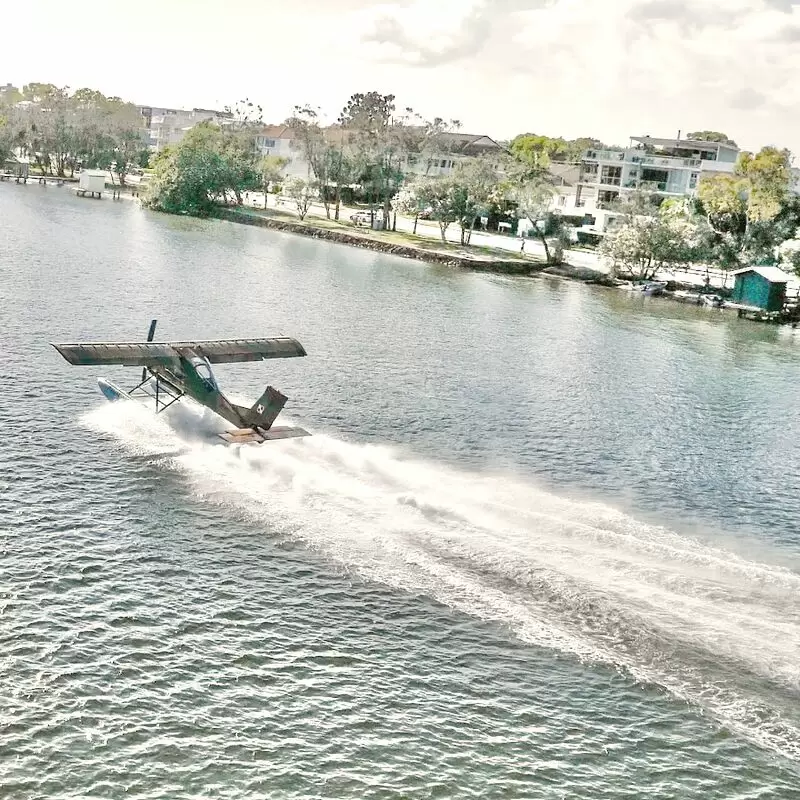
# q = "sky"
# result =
<box><xmin>4</xmin><ymin>0</ymin><xmax>800</xmax><ymax>154</ymax></box>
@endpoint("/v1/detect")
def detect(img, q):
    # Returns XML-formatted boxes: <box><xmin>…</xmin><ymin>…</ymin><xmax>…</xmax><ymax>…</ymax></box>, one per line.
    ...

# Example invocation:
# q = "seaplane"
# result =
<box><xmin>51</xmin><ymin>319</ymin><xmax>310</xmax><ymax>444</ymax></box>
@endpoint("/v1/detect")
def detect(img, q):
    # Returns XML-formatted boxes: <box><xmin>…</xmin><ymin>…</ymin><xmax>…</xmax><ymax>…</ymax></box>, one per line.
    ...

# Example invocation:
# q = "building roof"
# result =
<box><xmin>731</xmin><ymin>266</ymin><xmax>791</xmax><ymax>283</ymax></box>
<box><xmin>547</xmin><ymin>162</ymin><xmax>581</xmax><ymax>185</ymax></box>
<box><xmin>316</xmin><ymin>124</ymin><xmax>503</xmax><ymax>153</ymax></box>
<box><xmin>258</xmin><ymin>124</ymin><xmax>292</xmax><ymax>139</ymax></box>
<box><xmin>631</xmin><ymin>135</ymin><xmax>739</xmax><ymax>152</ymax></box>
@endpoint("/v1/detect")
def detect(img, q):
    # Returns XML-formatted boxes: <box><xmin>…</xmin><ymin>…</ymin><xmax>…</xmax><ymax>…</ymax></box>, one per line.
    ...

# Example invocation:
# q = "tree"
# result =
<box><xmin>777</xmin><ymin>232</ymin><xmax>800</xmax><ymax>275</ymax></box>
<box><xmin>696</xmin><ymin>146</ymin><xmax>792</xmax><ymax>265</ymax></box>
<box><xmin>224</xmin><ymin>98</ymin><xmax>263</xmax><ymax>129</ymax></box>
<box><xmin>394</xmin><ymin>116</ymin><xmax>462</xmax><ymax>233</ymax></box>
<box><xmin>451</xmin><ymin>157</ymin><xmax>501</xmax><ymax>244</ymax></box>
<box><xmin>600</xmin><ymin>191</ymin><xmax>707</xmax><ymax>279</ymax></box>
<box><xmin>418</xmin><ymin>117</ymin><xmax>462</xmax><ymax>176</ymax></box>
<box><xmin>507</xmin><ymin>179</ymin><xmax>558</xmax><ymax>263</ymax></box>
<box><xmin>686</xmin><ymin>131</ymin><xmax>737</xmax><ymax>146</ymax></box>
<box><xmin>403</xmin><ymin>176</ymin><xmax>462</xmax><ymax>243</ymax></box>
<box><xmin>218</xmin><ymin>130</ymin><xmax>260</xmax><ymax>205</ymax></box>
<box><xmin>90</xmin><ymin>96</ymin><xmax>148</xmax><ymax>185</ymax></box>
<box><xmin>145</xmin><ymin>124</ymin><xmax>226</xmax><ymax>215</ymax></box>
<box><xmin>738</xmin><ymin>146</ymin><xmax>790</xmax><ymax>223</ymax></box>
<box><xmin>145</xmin><ymin>122</ymin><xmax>259</xmax><ymax>215</ymax></box>
<box><xmin>282</xmin><ymin>176</ymin><xmax>317</xmax><ymax>220</ymax></box>
<box><xmin>509</xmin><ymin>133</ymin><xmax>603</xmax><ymax>176</ymax></box>
<box><xmin>0</xmin><ymin>107</ymin><xmax>25</xmax><ymax>162</ymax></box>
<box><xmin>8</xmin><ymin>85</ymin><xmax>146</xmax><ymax>180</ymax></box>
<box><xmin>393</xmin><ymin>183</ymin><xmax>424</xmax><ymax>221</ymax></box>
<box><xmin>258</xmin><ymin>154</ymin><xmax>287</xmax><ymax>207</ymax></box>
<box><xmin>339</xmin><ymin>92</ymin><xmax>398</xmax><ymax>225</ymax></box>
<box><xmin>287</xmin><ymin>105</ymin><xmax>338</xmax><ymax>217</ymax></box>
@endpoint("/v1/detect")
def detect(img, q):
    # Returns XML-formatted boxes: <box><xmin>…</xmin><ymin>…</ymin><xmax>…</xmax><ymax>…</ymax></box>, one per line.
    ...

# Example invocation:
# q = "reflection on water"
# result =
<box><xmin>1</xmin><ymin>187</ymin><xmax>799</xmax><ymax>797</ymax></box>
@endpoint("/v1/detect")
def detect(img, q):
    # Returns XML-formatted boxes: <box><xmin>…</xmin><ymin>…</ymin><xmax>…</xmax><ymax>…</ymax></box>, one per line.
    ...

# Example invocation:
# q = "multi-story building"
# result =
<box><xmin>138</xmin><ymin>106</ymin><xmax>233</xmax><ymax>151</ymax></box>
<box><xmin>552</xmin><ymin>135</ymin><xmax>740</xmax><ymax>229</ymax></box>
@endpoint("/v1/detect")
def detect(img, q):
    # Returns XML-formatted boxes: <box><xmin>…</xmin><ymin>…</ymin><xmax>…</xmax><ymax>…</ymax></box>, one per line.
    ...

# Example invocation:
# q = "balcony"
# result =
<box><xmin>584</xmin><ymin>150</ymin><xmax>625</xmax><ymax>162</ymax></box>
<box><xmin>629</xmin><ymin>154</ymin><xmax>700</xmax><ymax>168</ymax></box>
<box><xmin>625</xmin><ymin>179</ymin><xmax>689</xmax><ymax>194</ymax></box>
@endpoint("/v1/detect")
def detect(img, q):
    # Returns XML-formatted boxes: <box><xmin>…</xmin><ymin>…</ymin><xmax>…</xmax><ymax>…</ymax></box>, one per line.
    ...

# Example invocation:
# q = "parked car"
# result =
<box><xmin>350</xmin><ymin>210</ymin><xmax>375</xmax><ymax>226</ymax></box>
<box><xmin>418</xmin><ymin>207</ymin><xmax>434</xmax><ymax>219</ymax></box>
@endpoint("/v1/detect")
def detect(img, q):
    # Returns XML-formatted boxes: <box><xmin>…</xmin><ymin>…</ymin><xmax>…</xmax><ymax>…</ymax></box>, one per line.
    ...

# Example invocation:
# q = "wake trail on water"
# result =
<box><xmin>85</xmin><ymin>400</ymin><xmax>800</xmax><ymax>763</ymax></box>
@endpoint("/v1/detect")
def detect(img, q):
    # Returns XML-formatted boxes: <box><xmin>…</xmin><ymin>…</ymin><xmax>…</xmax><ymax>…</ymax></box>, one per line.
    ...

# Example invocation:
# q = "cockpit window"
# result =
<box><xmin>192</xmin><ymin>358</ymin><xmax>217</xmax><ymax>391</ymax></box>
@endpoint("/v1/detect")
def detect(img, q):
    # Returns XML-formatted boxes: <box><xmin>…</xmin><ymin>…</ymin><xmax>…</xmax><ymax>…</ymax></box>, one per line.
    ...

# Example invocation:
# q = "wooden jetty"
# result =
<box><xmin>73</xmin><ymin>186</ymin><xmax>103</xmax><ymax>199</ymax></box>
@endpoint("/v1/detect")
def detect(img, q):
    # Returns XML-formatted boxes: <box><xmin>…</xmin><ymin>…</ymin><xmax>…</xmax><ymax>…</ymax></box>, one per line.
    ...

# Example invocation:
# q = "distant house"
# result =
<box><xmin>731</xmin><ymin>266</ymin><xmax>790</xmax><ymax>312</ymax></box>
<box><xmin>402</xmin><ymin>131</ymin><xmax>505</xmax><ymax>177</ymax></box>
<box><xmin>253</xmin><ymin>124</ymin><xmax>505</xmax><ymax>182</ymax></box>
<box><xmin>253</xmin><ymin>125</ymin><xmax>309</xmax><ymax>178</ymax></box>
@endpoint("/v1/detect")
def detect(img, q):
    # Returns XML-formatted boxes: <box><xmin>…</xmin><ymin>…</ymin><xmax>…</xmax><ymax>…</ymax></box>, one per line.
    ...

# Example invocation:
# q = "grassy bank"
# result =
<box><xmin>214</xmin><ymin>205</ymin><xmax>544</xmax><ymax>274</ymax></box>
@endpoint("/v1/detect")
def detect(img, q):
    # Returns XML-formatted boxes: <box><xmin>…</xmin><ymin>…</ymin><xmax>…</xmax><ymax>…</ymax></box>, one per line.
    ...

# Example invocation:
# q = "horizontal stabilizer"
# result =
<box><xmin>218</xmin><ymin>426</ymin><xmax>311</xmax><ymax>444</ymax></box>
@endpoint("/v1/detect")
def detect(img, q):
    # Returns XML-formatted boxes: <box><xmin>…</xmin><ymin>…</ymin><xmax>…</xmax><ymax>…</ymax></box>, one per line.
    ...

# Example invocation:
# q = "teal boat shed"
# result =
<box><xmin>731</xmin><ymin>266</ymin><xmax>790</xmax><ymax>312</ymax></box>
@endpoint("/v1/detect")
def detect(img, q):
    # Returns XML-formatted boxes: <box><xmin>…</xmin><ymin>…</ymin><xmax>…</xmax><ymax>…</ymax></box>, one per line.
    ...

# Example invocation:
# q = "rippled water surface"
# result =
<box><xmin>2</xmin><ymin>187</ymin><xmax>799</xmax><ymax>798</ymax></box>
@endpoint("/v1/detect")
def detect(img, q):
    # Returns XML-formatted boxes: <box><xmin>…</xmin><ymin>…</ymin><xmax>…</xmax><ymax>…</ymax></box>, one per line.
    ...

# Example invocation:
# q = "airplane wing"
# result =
<box><xmin>51</xmin><ymin>338</ymin><xmax>307</xmax><ymax>366</ymax></box>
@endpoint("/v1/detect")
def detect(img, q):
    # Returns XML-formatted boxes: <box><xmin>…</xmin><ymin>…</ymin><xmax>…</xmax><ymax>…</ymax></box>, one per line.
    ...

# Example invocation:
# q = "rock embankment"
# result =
<box><xmin>213</xmin><ymin>208</ymin><xmax>534</xmax><ymax>274</ymax></box>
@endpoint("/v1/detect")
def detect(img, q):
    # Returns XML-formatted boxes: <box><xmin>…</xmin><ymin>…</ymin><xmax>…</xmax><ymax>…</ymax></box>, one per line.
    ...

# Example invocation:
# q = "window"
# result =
<box><xmin>193</xmin><ymin>360</ymin><xmax>217</xmax><ymax>392</ymax></box>
<box><xmin>641</xmin><ymin>167</ymin><xmax>669</xmax><ymax>191</ymax></box>
<box><xmin>600</xmin><ymin>165</ymin><xmax>622</xmax><ymax>186</ymax></box>
<box><xmin>259</xmin><ymin>137</ymin><xmax>276</xmax><ymax>148</ymax></box>
<box><xmin>689</xmin><ymin>172</ymin><xmax>699</xmax><ymax>189</ymax></box>
<box><xmin>558</xmin><ymin>195</ymin><xmax>566</xmax><ymax>206</ymax></box>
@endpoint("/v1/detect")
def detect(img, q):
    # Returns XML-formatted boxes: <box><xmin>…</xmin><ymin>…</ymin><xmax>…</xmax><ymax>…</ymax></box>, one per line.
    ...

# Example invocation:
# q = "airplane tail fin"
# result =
<box><xmin>246</xmin><ymin>386</ymin><xmax>287</xmax><ymax>429</ymax></box>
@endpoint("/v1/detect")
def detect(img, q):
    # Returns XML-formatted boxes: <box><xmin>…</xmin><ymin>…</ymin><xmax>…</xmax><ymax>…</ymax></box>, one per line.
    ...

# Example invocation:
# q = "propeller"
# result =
<box><xmin>142</xmin><ymin>318</ymin><xmax>157</xmax><ymax>382</ymax></box>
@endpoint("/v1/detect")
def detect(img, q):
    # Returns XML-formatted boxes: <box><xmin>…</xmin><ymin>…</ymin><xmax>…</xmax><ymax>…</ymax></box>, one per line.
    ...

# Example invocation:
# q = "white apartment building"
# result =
<box><xmin>138</xmin><ymin>106</ymin><xmax>233</xmax><ymax>151</ymax></box>
<box><xmin>551</xmin><ymin>135</ymin><xmax>740</xmax><ymax>230</ymax></box>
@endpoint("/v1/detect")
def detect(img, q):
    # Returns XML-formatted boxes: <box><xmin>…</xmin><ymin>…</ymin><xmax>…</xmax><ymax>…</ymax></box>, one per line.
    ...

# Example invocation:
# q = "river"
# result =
<box><xmin>2</xmin><ymin>185</ymin><xmax>799</xmax><ymax>799</ymax></box>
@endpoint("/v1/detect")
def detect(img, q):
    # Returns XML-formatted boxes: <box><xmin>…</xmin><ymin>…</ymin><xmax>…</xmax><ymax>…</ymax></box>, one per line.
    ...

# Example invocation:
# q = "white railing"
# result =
<box><xmin>584</xmin><ymin>150</ymin><xmax>625</xmax><ymax>162</ymax></box>
<box><xmin>699</xmin><ymin>160</ymin><xmax>737</xmax><ymax>173</ymax></box>
<box><xmin>629</xmin><ymin>155</ymin><xmax>700</xmax><ymax>168</ymax></box>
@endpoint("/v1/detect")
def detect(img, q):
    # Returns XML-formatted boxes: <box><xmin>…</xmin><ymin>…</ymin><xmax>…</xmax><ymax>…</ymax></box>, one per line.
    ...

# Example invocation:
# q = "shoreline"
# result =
<box><xmin>212</xmin><ymin>207</ymin><xmax>548</xmax><ymax>276</ymax></box>
<box><xmin>212</xmin><ymin>207</ymin><xmax>800</xmax><ymax>323</ymax></box>
<box><xmin>6</xmin><ymin>182</ymin><xmax>795</xmax><ymax>323</ymax></box>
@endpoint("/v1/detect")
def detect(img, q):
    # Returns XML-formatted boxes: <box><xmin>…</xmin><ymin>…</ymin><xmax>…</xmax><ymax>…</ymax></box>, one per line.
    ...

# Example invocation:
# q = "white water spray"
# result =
<box><xmin>85</xmin><ymin>400</ymin><xmax>800</xmax><ymax>763</ymax></box>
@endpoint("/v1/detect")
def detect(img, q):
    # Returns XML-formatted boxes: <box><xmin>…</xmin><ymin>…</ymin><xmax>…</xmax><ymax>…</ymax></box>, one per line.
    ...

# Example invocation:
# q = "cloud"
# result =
<box><xmin>337</xmin><ymin>0</ymin><xmax>800</xmax><ymax>155</ymax></box>
<box><xmin>763</xmin><ymin>0</ymin><xmax>798</xmax><ymax>10</ymax></box>
<box><xmin>624</xmin><ymin>0</ymin><xmax>751</xmax><ymax>28</ymax></box>
<box><xmin>361</xmin><ymin>0</ymin><xmax>486</xmax><ymax>66</ymax></box>
<box><xmin>729</xmin><ymin>87</ymin><xmax>767</xmax><ymax>110</ymax></box>
<box><xmin>358</xmin><ymin>0</ymin><xmax>547</xmax><ymax>67</ymax></box>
